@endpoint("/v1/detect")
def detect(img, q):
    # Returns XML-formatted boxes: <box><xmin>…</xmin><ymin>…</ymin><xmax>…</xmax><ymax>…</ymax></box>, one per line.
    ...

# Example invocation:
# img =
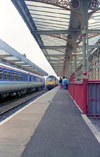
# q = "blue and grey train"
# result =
<box><xmin>0</xmin><ymin>63</ymin><xmax>45</xmax><ymax>98</ymax></box>
<box><xmin>46</xmin><ymin>75</ymin><xmax>58</xmax><ymax>90</ymax></box>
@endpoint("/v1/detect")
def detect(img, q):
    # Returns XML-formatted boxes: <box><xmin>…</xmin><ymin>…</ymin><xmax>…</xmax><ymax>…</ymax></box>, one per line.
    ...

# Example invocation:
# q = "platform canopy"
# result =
<box><xmin>0</xmin><ymin>39</ymin><xmax>48</xmax><ymax>76</ymax></box>
<box><xmin>11</xmin><ymin>0</ymin><xmax>100</xmax><ymax>77</ymax></box>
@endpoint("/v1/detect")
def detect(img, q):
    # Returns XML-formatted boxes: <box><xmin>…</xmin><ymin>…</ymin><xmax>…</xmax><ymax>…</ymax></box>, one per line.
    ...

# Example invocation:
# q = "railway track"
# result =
<box><xmin>0</xmin><ymin>88</ymin><xmax>48</xmax><ymax>117</ymax></box>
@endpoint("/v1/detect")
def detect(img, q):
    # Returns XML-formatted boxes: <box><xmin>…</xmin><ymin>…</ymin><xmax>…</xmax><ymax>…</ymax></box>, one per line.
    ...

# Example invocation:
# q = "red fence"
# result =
<box><xmin>69</xmin><ymin>78</ymin><xmax>87</xmax><ymax>114</ymax></box>
<box><xmin>69</xmin><ymin>75</ymin><xmax>100</xmax><ymax>118</ymax></box>
<box><xmin>87</xmin><ymin>80</ymin><xmax>100</xmax><ymax>118</ymax></box>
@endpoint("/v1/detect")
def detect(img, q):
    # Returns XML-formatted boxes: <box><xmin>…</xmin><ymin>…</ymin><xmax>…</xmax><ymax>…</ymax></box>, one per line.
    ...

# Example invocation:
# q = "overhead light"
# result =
<box><xmin>88</xmin><ymin>15</ymin><xmax>95</xmax><ymax>23</ymax></box>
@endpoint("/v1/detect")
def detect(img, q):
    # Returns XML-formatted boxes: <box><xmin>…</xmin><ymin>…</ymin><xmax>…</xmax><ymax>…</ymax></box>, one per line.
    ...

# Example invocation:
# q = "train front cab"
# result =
<box><xmin>46</xmin><ymin>76</ymin><xmax>57</xmax><ymax>90</ymax></box>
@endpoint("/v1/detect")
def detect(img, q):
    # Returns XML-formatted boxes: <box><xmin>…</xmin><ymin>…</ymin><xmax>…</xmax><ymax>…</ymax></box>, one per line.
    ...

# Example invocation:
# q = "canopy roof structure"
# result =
<box><xmin>0</xmin><ymin>39</ymin><xmax>48</xmax><ymax>76</ymax></box>
<box><xmin>11</xmin><ymin>0</ymin><xmax>100</xmax><ymax>77</ymax></box>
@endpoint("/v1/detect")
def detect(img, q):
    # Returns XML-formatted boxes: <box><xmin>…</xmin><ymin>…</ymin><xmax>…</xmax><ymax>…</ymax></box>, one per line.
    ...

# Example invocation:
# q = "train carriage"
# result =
<box><xmin>0</xmin><ymin>63</ymin><xmax>45</xmax><ymax>97</ymax></box>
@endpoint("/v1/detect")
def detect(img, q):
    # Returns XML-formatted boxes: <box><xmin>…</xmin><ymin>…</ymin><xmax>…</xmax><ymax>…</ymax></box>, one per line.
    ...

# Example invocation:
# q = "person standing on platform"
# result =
<box><xmin>65</xmin><ymin>77</ymin><xmax>68</xmax><ymax>90</ymax></box>
<box><xmin>62</xmin><ymin>76</ymin><xmax>65</xmax><ymax>90</ymax></box>
<box><xmin>59</xmin><ymin>77</ymin><xmax>62</xmax><ymax>89</ymax></box>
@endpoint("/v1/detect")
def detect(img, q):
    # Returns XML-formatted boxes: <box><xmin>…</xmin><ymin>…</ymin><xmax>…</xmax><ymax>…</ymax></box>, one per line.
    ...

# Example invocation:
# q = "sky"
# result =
<box><xmin>0</xmin><ymin>0</ymin><xmax>58</xmax><ymax>78</ymax></box>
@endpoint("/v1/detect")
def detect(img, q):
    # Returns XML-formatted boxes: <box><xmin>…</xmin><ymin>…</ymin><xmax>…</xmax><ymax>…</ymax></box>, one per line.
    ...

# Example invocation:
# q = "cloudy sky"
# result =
<box><xmin>0</xmin><ymin>0</ymin><xmax>58</xmax><ymax>78</ymax></box>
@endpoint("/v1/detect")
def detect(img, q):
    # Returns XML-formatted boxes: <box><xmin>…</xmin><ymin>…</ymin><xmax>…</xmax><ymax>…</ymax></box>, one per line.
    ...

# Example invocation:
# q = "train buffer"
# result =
<box><xmin>0</xmin><ymin>86</ymin><xmax>100</xmax><ymax>157</ymax></box>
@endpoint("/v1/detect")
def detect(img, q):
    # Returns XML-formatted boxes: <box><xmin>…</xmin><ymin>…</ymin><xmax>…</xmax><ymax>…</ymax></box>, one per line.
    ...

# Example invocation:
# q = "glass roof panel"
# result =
<box><xmin>88</xmin><ymin>9</ymin><xmax>100</xmax><ymax>29</ymax></box>
<box><xmin>4</xmin><ymin>57</ymin><xmax>19</xmax><ymax>61</ymax></box>
<box><xmin>25</xmin><ymin>1</ymin><xmax>71</xmax><ymax>30</ymax></box>
<box><xmin>89</xmin><ymin>35</ymin><xmax>100</xmax><ymax>45</ymax></box>
<box><xmin>12</xmin><ymin>0</ymin><xmax>100</xmax><ymax>77</ymax></box>
<box><xmin>0</xmin><ymin>49</ymin><xmax>9</xmax><ymax>55</ymax></box>
<box><xmin>25</xmin><ymin>1</ymin><xmax>71</xmax><ymax>10</ymax></box>
<box><xmin>47</xmin><ymin>50</ymin><xmax>65</xmax><ymax>55</ymax></box>
<box><xmin>13</xmin><ymin>61</ymin><xmax>25</xmax><ymax>63</ymax></box>
<box><xmin>41</xmin><ymin>35</ymin><xmax>66</xmax><ymax>46</ymax></box>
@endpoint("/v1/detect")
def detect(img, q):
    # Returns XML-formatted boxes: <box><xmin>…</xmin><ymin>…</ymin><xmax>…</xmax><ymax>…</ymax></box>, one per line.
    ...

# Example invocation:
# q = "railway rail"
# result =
<box><xmin>0</xmin><ymin>88</ymin><xmax>48</xmax><ymax>119</ymax></box>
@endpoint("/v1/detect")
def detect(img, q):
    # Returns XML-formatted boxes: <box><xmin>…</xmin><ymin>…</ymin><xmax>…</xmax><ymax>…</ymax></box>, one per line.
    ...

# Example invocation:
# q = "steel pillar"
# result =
<box><xmin>81</xmin><ymin>0</ymin><xmax>88</xmax><ymax>76</ymax></box>
<box><xmin>73</xmin><ymin>54</ymin><xmax>76</xmax><ymax>74</ymax></box>
<box><xmin>82</xmin><ymin>34</ymin><xmax>86</xmax><ymax>72</ymax></box>
<box><xmin>69</xmin><ymin>50</ymin><xmax>72</xmax><ymax>75</ymax></box>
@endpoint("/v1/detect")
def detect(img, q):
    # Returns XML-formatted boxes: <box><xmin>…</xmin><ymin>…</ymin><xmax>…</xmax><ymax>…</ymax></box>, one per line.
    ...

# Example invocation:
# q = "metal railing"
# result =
<box><xmin>69</xmin><ymin>78</ymin><xmax>87</xmax><ymax>114</ymax></box>
<box><xmin>69</xmin><ymin>75</ymin><xmax>100</xmax><ymax>118</ymax></box>
<box><xmin>87</xmin><ymin>80</ymin><xmax>100</xmax><ymax>118</ymax></box>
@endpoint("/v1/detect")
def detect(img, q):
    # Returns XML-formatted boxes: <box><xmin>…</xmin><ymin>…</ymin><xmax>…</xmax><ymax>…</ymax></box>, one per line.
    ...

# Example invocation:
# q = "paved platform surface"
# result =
<box><xmin>0</xmin><ymin>88</ymin><xmax>57</xmax><ymax>157</ymax></box>
<box><xmin>21</xmin><ymin>87</ymin><xmax>100</xmax><ymax>157</ymax></box>
<box><xmin>0</xmin><ymin>87</ymin><xmax>100</xmax><ymax>157</ymax></box>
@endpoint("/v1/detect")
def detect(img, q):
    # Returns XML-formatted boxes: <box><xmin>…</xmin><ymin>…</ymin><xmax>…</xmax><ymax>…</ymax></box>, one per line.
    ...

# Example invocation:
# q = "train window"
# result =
<box><xmin>4</xmin><ymin>70</ymin><xmax>11</xmax><ymax>80</ymax></box>
<box><xmin>29</xmin><ymin>75</ymin><xmax>32</xmax><ymax>82</ymax></box>
<box><xmin>12</xmin><ymin>72</ymin><xmax>17</xmax><ymax>81</ymax></box>
<box><xmin>26</xmin><ymin>74</ymin><xmax>28</xmax><ymax>81</ymax></box>
<box><xmin>37</xmin><ymin>77</ymin><xmax>40</xmax><ymax>82</ymax></box>
<box><xmin>0</xmin><ymin>69</ymin><xmax>3</xmax><ymax>80</ymax></box>
<box><xmin>22</xmin><ymin>74</ymin><xmax>24</xmax><ymax>81</ymax></box>
<box><xmin>47</xmin><ymin>77</ymin><xmax>55</xmax><ymax>81</ymax></box>
<box><xmin>18</xmin><ymin>73</ymin><xmax>22</xmax><ymax>81</ymax></box>
<box><xmin>25</xmin><ymin>74</ymin><xmax>27</xmax><ymax>81</ymax></box>
<box><xmin>33</xmin><ymin>76</ymin><xmax>36</xmax><ymax>82</ymax></box>
<box><xmin>35</xmin><ymin>76</ymin><xmax>38</xmax><ymax>82</ymax></box>
<box><xmin>40</xmin><ymin>78</ymin><xmax>44</xmax><ymax>82</ymax></box>
<box><xmin>42</xmin><ymin>78</ymin><xmax>45</xmax><ymax>82</ymax></box>
<box><xmin>31</xmin><ymin>76</ymin><xmax>33</xmax><ymax>82</ymax></box>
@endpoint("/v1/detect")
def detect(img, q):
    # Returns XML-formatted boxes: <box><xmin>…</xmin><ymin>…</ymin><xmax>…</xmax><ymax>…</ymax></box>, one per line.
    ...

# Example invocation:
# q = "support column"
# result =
<box><xmin>96</xmin><ymin>54</ymin><xmax>99</xmax><ymax>80</ymax></box>
<box><xmin>70</xmin><ymin>52</ymin><xmax>72</xmax><ymax>76</ymax></box>
<box><xmin>73</xmin><ymin>36</ymin><xmax>77</xmax><ymax>76</ymax></box>
<box><xmin>89</xmin><ymin>59</ymin><xmax>92</xmax><ymax>80</ymax></box>
<box><xmin>70</xmin><ymin>63</ymin><xmax>72</xmax><ymax>76</ymax></box>
<box><xmin>68</xmin><ymin>59</ymin><xmax>70</xmax><ymax>77</ymax></box>
<box><xmin>93</xmin><ymin>55</ymin><xmax>96</xmax><ymax>80</ymax></box>
<box><xmin>83</xmin><ymin>78</ymin><xmax>88</xmax><ymax>114</ymax></box>
<box><xmin>66</xmin><ymin>62</ymin><xmax>70</xmax><ymax>77</ymax></box>
<box><xmin>82</xmin><ymin>33</ymin><xmax>87</xmax><ymax>73</ymax></box>
<box><xmin>81</xmin><ymin>66</ymin><xmax>83</xmax><ymax>79</ymax></box>
<box><xmin>91</xmin><ymin>57</ymin><xmax>93</xmax><ymax>80</ymax></box>
<box><xmin>73</xmin><ymin>54</ymin><xmax>76</xmax><ymax>74</ymax></box>
<box><xmin>99</xmin><ymin>54</ymin><xmax>100</xmax><ymax>79</ymax></box>
<box><xmin>81</xmin><ymin>0</ymin><xmax>88</xmax><ymax>77</ymax></box>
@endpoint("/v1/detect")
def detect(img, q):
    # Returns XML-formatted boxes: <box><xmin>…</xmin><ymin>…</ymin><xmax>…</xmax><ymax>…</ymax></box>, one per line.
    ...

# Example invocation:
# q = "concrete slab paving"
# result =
<box><xmin>21</xmin><ymin>88</ymin><xmax>100</xmax><ymax>157</ymax></box>
<box><xmin>0</xmin><ymin>145</ymin><xmax>25</xmax><ymax>157</ymax></box>
<box><xmin>0</xmin><ymin>87</ymin><xmax>58</xmax><ymax>157</ymax></box>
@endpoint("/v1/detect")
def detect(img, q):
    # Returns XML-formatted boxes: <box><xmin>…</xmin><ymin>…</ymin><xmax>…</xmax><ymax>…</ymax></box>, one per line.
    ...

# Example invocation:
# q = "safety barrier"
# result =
<box><xmin>69</xmin><ymin>76</ymin><xmax>100</xmax><ymax>118</ymax></box>
<box><xmin>87</xmin><ymin>80</ymin><xmax>100</xmax><ymax>118</ymax></box>
<box><xmin>68</xmin><ymin>78</ymin><xmax>87</xmax><ymax>114</ymax></box>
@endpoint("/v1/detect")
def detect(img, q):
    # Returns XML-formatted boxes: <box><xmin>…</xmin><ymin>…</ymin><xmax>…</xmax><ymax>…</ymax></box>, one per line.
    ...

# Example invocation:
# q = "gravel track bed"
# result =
<box><xmin>0</xmin><ymin>89</ymin><xmax>48</xmax><ymax>122</ymax></box>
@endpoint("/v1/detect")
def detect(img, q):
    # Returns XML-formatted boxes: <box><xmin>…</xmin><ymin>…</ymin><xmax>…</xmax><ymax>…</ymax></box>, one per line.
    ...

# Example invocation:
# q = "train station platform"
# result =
<box><xmin>0</xmin><ymin>87</ymin><xmax>100</xmax><ymax>157</ymax></box>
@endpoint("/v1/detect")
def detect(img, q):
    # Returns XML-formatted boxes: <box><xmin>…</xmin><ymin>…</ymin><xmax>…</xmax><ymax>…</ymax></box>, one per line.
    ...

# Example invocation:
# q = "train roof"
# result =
<box><xmin>46</xmin><ymin>75</ymin><xmax>58</xmax><ymax>79</ymax></box>
<box><xmin>47</xmin><ymin>75</ymin><xmax>56</xmax><ymax>77</ymax></box>
<box><xmin>0</xmin><ymin>62</ymin><xmax>44</xmax><ymax>78</ymax></box>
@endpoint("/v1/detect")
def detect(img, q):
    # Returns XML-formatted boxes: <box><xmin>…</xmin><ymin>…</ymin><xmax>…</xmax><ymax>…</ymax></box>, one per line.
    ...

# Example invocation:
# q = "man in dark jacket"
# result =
<box><xmin>59</xmin><ymin>77</ymin><xmax>62</xmax><ymax>89</ymax></box>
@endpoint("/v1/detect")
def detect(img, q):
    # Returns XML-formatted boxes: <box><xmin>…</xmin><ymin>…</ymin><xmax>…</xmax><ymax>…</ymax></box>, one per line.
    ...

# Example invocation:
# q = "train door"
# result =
<box><xmin>4</xmin><ymin>69</ymin><xmax>11</xmax><ymax>92</ymax></box>
<box><xmin>28</xmin><ymin>73</ymin><xmax>30</xmax><ymax>87</ymax></box>
<box><xmin>0</xmin><ymin>68</ymin><xmax>4</xmax><ymax>93</ymax></box>
<box><xmin>31</xmin><ymin>75</ymin><xmax>33</xmax><ymax>87</ymax></box>
<box><xmin>33</xmin><ymin>75</ymin><xmax>37</xmax><ymax>87</ymax></box>
<box><xmin>28</xmin><ymin>74</ymin><xmax>32</xmax><ymax>88</ymax></box>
